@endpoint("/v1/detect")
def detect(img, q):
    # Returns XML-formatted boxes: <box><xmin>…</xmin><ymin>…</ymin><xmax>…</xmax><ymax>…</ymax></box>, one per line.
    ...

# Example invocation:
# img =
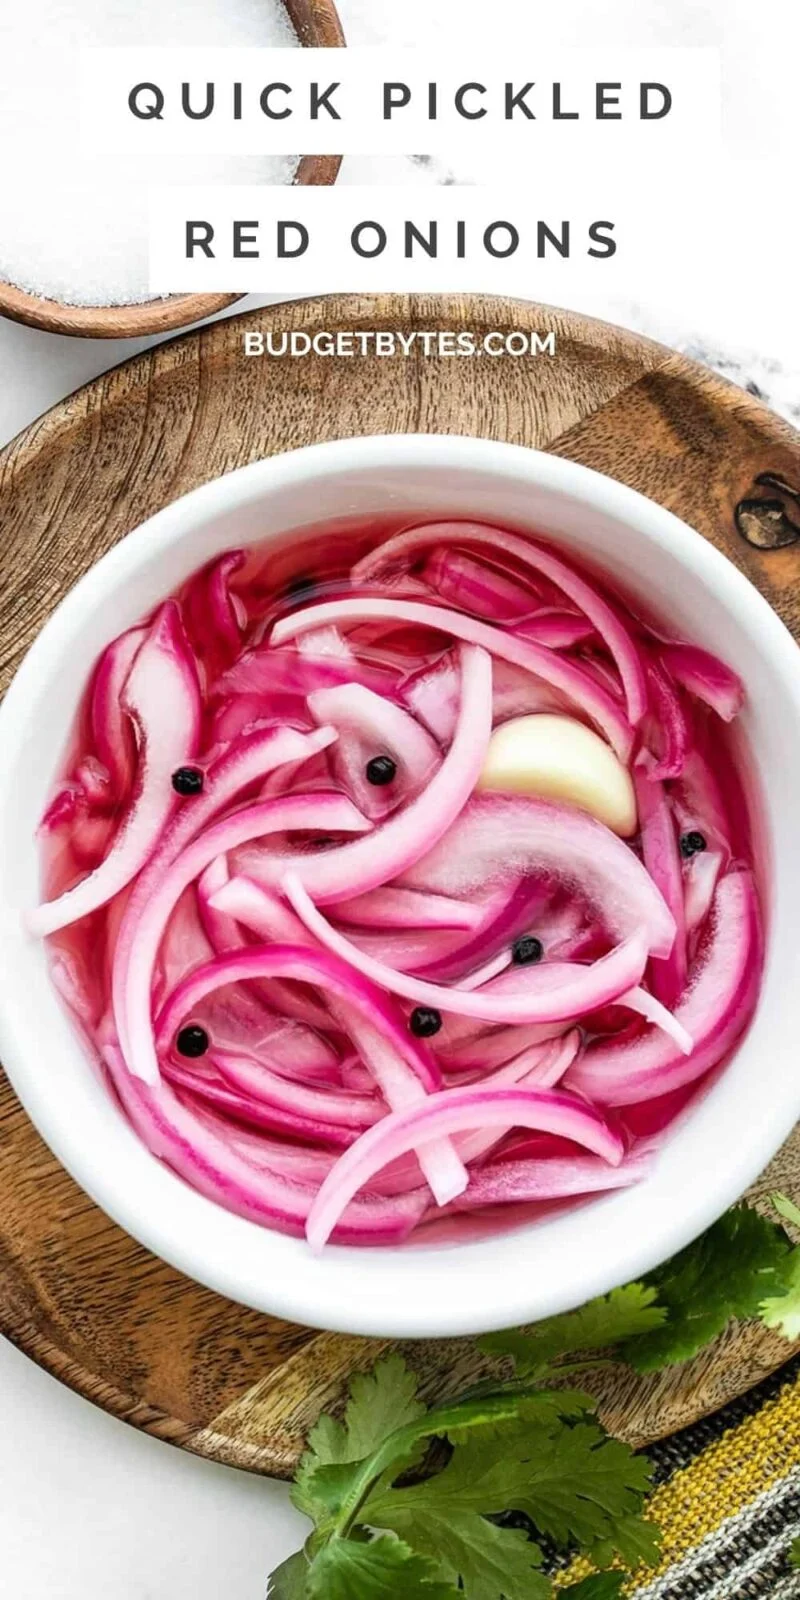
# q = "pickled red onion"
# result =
<box><xmin>31</xmin><ymin>514</ymin><xmax>759</xmax><ymax>1252</ymax></box>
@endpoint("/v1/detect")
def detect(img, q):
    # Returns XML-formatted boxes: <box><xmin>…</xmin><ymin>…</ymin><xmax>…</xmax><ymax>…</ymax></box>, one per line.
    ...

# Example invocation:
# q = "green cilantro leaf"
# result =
<box><xmin>344</xmin><ymin>1354</ymin><xmax>428</xmax><ymax>1460</ymax></box>
<box><xmin>296</xmin><ymin>1460</ymin><xmax>371</xmax><ymax>1527</ymax></box>
<box><xmin>561</xmin><ymin>1576</ymin><xmax>627</xmax><ymax>1598</ymax></box>
<box><xmin>298</xmin><ymin>1384</ymin><xmax>556</xmax><ymax>1541</ymax></box>
<box><xmin>292</xmin><ymin>1356</ymin><xmax>426</xmax><ymax>1523</ymax></box>
<box><xmin>480</xmin><ymin>1284</ymin><xmax>666</xmax><ymax>1376</ymax></box>
<box><xmin>306</xmin><ymin>1535</ymin><xmax>460</xmax><ymax>1600</ymax></box>
<box><xmin>443</xmin><ymin>1388</ymin><xmax>598</xmax><ymax>1440</ymax></box>
<box><xmin>363</xmin><ymin>1505</ymin><xmax>548</xmax><ymax>1600</ymax></box>
<box><xmin>304</xmin><ymin>1411</ymin><xmax>349</xmax><ymax>1466</ymax></box>
<box><xmin>759</xmin><ymin>1194</ymin><xmax>800</xmax><ymax>1339</ymax></box>
<box><xmin>587</xmin><ymin>1510</ymin><xmax>660</xmax><ymax>1571</ymax></box>
<box><xmin>760</xmin><ymin>1249</ymin><xmax>800</xmax><ymax>1339</ymax></box>
<box><xmin>790</xmin><ymin>1534</ymin><xmax>800</xmax><ymax>1568</ymax></box>
<box><xmin>625</xmin><ymin>1206</ymin><xmax>797</xmax><ymax>1371</ymax></box>
<box><xmin>269</xmin><ymin>1198</ymin><xmax>800</xmax><ymax>1600</ymax></box>
<box><xmin>292</xmin><ymin>1422</ymin><xmax>350</xmax><ymax>1522</ymax></box>
<box><xmin>267</xmin><ymin>1550</ymin><xmax>310</xmax><ymax>1600</ymax></box>
<box><xmin>482</xmin><ymin>1205</ymin><xmax>800</xmax><ymax>1382</ymax></box>
<box><xmin>773</xmin><ymin>1193</ymin><xmax>800</xmax><ymax>1231</ymax></box>
<box><xmin>365</xmin><ymin>1418</ymin><xmax>656</xmax><ymax>1573</ymax></box>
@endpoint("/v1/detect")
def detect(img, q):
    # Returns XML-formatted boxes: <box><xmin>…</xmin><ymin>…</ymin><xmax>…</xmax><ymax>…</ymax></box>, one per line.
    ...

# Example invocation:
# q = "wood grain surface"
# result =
<box><xmin>2</xmin><ymin>293</ymin><xmax>800</xmax><ymax>1478</ymax></box>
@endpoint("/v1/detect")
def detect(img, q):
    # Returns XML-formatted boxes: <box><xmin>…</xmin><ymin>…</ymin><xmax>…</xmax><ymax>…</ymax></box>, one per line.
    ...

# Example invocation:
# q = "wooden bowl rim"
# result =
<box><xmin>0</xmin><ymin>0</ymin><xmax>345</xmax><ymax>341</ymax></box>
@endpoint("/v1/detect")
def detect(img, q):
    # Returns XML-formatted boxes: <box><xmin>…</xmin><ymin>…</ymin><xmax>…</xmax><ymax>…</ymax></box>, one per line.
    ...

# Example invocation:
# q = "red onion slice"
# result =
<box><xmin>50</xmin><ymin>948</ymin><xmax>100</xmax><ymax>1029</ymax></box>
<box><xmin>195</xmin><ymin>873</ymin><xmax>344</xmax><ymax>1033</ymax></box>
<box><xmin>401</xmin><ymin>795</ymin><xmax>676</xmax><ymax>958</ymax></box>
<box><xmin>449</xmin><ymin>1031</ymin><xmax>579</xmax><ymax>1097</ymax></box>
<box><xmin>210</xmin><ymin>874</ymin><xmax>313</xmax><ymax>947</ymax></box>
<box><xmin>516</xmin><ymin>610</ymin><xmax>596</xmax><ymax>649</ymax></box>
<box><xmin>297</xmin><ymin>625</ymin><xmax>355</xmax><ymax>661</ymax></box>
<box><xmin>342</xmin><ymin>926</ymin><xmax>470</xmax><ymax>972</ymax></box>
<box><xmin>660</xmin><ymin>643</ymin><xmax>744</xmax><ymax>721</ymax></box>
<box><xmin>102</xmin><ymin>1044</ymin><xmax>426</xmax><ymax>1243</ymax></box>
<box><xmin>635</xmin><ymin>770</ymin><xmax>687</xmax><ymax>1008</ymax></box>
<box><xmin>421</xmin><ymin>547</ymin><xmax>536</xmax><ymax>620</ymax></box>
<box><xmin>451</xmin><ymin>1150</ymin><xmax>652</xmax><ymax>1210</ymax></box>
<box><xmin>283</xmin><ymin>872</ymin><xmax>651</xmax><ymax>1026</ymax></box>
<box><xmin>405</xmin><ymin>655</ymin><xmax>572</xmax><ymax>744</ymax></box>
<box><xmin>403</xmin><ymin>657</ymin><xmax>463</xmax><ymax>742</ymax></box>
<box><xmin>208</xmin><ymin>1001</ymin><xmax>340</xmax><ymax>1084</ymax></box>
<box><xmin>307</xmin><ymin>682</ymin><xmax>440</xmax><ymax>820</ymax></box>
<box><xmin>618</xmin><ymin>987</ymin><xmax>692</xmax><ymax>1050</ymax></box>
<box><xmin>353</xmin><ymin>520</ymin><xmax>648</xmax><ymax>727</ymax></box>
<box><xmin>154</xmin><ymin>943</ymin><xmax>443</xmax><ymax>1093</ymax></box>
<box><xmin>184</xmin><ymin>551</ymin><xmax>247</xmax><ymax>679</ymax></box>
<box><xmin>643</xmin><ymin>658</ymin><xmax>689</xmax><ymax>781</ymax></box>
<box><xmin>202</xmin><ymin>870</ymin><xmax>467</xmax><ymax>1200</ymax></box>
<box><xmin>272</xmin><ymin>599</ymin><xmax>632</xmax><ymax>759</ymax></box>
<box><xmin>153</xmin><ymin>933</ymin><xmax>468</xmax><ymax>1201</ymax></box>
<box><xmin>330</xmin><ymin>1004</ymin><xmax>468</xmax><ymax>1206</ymax></box>
<box><xmin>456</xmin><ymin>950</ymin><xmax>513</xmax><ymax>990</ymax></box>
<box><xmin>115</xmin><ymin>787</ymin><xmax>366</xmax><ymax>1086</ymax></box>
<box><xmin>197</xmin><ymin>857</ymin><xmax>239</xmax><ymax>954</ymax></box>
<box><xmin>414</xmin><ymin>879</ymin><xmax>545</xmax><ymax>984</ymax></box>
<box><xmin>215</xmin><ymin>643</ymin><xmax>396</xmax><ymax>705</ymax></box>
<box><xmin>453</xmin><ymin>1033</ymin><xmax>582</xmax><ymax>1165</ymax></box>
<box><xmin>440</xmin><ymin>1021</ymin><xmax>567</xmax><ymax>1073</ymax></box>
<box><xmin>213</xmin><ymin>1122</ymin><xmax>337</xmax><ymax>1184</ymax></box>
<box><xmin>684</xmin><ymin>849</ymin><xmax>724</xmax><ymax>938</ymax></box>
<box><xmin>163</xmin><ymin>1058</ymin><xmax>356</xmax><ymax>1149</ymax></box>
<box><xmin>441</xmin><ymin>958</ymin><xmax>690</xmax><ymax>1053</ymax></box>
<box><xmin>566</xmin><ymin>870</ymin><xmax>760</xmax><ymax>1105</ymax></box>
<box><xmin>306</xmin><ymin>1085</ymin><xmax>624</xmax><ymax>1249</ymax></box>
<box><xmin>211</xmin><ymin>1050</ymin><xmax>381</xmax><ymax>1128</ymax></box>
<box><xmin>236</xmin><ymin>644</ymin><xmax>493</xmax><ymax>905</ymax></box>
<box><xmin>330</xmin><ymin>886</ymin><xmax>480</xmax><ymax>932</ymax></box>
<box><xmin>29</xmin><ymin>603</ymin><xmax>202</xmax><ymax>936</ymax></box>
<box><xmin>674</xmin><ymin>738</ymin><xmax>737</xmax><ymax>856</ymax></box>
<box><xmin>90</xmin><ymin>624</ymin><xmax>148</xmax><ymax>797</ymax></box>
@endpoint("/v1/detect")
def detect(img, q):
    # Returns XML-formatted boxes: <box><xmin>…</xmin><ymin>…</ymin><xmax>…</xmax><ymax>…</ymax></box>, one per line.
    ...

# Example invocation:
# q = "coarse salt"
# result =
<box><xmin>0</xmin><ymin>0</ymin><xmax>299</xmax><ymax>307</ymax></box>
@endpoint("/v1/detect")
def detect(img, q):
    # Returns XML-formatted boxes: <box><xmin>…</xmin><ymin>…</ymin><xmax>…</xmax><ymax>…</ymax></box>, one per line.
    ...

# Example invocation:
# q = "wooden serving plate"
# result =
<box><xmin>2</xmin><ymin>294</ymin><xmax>800</xmax><ymax>1477</ymax></box>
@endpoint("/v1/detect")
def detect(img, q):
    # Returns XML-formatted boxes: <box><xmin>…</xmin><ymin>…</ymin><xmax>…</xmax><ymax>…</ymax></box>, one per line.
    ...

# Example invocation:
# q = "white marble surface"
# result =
<box><xmin>0</xmin><ymin>1</ymin><xmax>798</xmax><ymax>1596</ymax></box>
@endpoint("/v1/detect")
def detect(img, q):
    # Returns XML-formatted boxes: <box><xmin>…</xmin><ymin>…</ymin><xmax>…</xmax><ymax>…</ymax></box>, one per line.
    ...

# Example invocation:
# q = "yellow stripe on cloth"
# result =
<box><xmin>555</xmin><ymin>1366</ymin><xmax>800</xmax><ymax>1592</ymax></box>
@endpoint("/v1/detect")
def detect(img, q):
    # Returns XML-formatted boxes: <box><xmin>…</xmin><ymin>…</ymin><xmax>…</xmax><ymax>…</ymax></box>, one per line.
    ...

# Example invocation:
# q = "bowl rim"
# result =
<box><xmin>0</xmin><ymin>0</ymin><xmax>345</xmax><ymax>340</ymax></box>
<box><xmin>2</xmin><ymin>432</ymin><xmax>800</xmax><ymax>1338</ymax></box>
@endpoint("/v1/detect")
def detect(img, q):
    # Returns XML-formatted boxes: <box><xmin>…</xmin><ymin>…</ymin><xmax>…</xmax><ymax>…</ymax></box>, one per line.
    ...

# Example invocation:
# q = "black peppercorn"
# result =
<box><xmin>680</xmin><ymin>831</ymin><xmax>707</xmax><ymax>859</ymax></box>
<box><xmin>512</xmin><ymin>936</ymin><xmax>544</xmax><ymax>966</ymax></box>
<box><xmin>410</xmin><ymin>1006</ymin><xmax>442</xmax><ymax>1038</ymax></box>
<box><xmin>366</xmin><ymin>755</ymin><xmax>397</xmax><ymax>786</ymax></box>
<box><xmin>176</xmin><ymin>1024</ymin><xmax>209</xmax><ymax>1058</ymax></box>
<box><xmin>285</xmin><ymin>575</ymin><xmax>316</xmax><ymax>604</ymax></box>
<box><xmin>172</xmin><ymin>766</ymin><xmax>204</xmax><ymax>797</ymax></box>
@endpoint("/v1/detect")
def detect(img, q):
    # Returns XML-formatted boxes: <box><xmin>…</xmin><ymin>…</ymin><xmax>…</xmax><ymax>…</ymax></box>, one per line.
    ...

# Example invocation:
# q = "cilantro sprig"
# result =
<box><xmin>267</xmin><ymin>1196</ymin><xmax>800</xmax><ymax>1599</ymax></box>
<box><xmin>483</xmin><ymin>1202</ymin><xmax>800</xmax><ymax>1376</ymax></box>
<box><xmin>275</xmin><ymin>1343</ymin><xmax>656</xmax><ymax>1599</ymax></box>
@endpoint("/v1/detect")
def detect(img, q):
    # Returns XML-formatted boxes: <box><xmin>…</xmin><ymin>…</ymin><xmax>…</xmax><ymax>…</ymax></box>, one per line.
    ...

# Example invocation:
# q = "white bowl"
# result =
<box><xmin>2</xmin><ymin>434</ymin><xmax>800</xmax><ymax>1340</ymax></box>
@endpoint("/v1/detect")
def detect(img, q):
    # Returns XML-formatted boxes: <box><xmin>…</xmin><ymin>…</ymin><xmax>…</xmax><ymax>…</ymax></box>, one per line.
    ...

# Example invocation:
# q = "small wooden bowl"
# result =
<box><xmin>0</xmin><ymin>0</ymin><xmax>345</xmax><ymax>340</ymax></box>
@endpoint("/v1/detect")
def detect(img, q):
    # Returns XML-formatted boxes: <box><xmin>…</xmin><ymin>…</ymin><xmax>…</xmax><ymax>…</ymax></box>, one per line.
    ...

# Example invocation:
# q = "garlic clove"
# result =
<box><xmin>477</xmin><ymin>713</ymin><xmax>637</xmax><ymax>837</ymax></box>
